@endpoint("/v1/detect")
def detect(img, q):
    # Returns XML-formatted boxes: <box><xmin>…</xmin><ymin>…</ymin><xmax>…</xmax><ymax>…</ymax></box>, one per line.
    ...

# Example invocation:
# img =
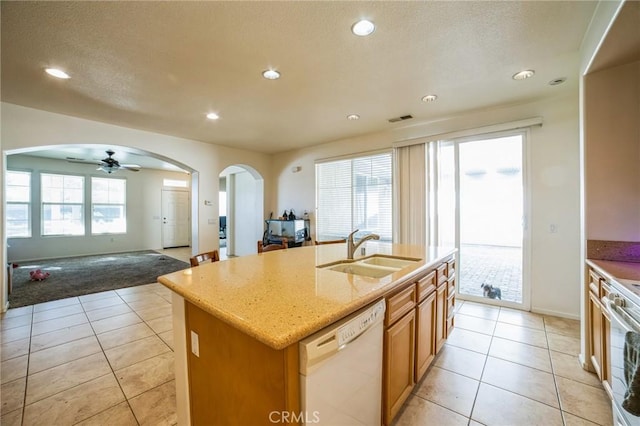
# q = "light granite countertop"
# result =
<box><xmin>158</xmin><ymin>242</ymin><xmax>455</xmax><ymax>350</ymax></box>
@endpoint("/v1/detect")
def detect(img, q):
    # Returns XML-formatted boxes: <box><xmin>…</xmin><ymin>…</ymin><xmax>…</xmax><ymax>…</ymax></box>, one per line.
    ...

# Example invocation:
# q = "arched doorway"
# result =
<box><xmin>219</xmin><ymin>165</ymin><xmax>264</xmax><ymax>257</ymax></box>
<box><xmin>3</xmin><ymin>144</ymin><xmax>198</xmax><ymax>265</ymax></box>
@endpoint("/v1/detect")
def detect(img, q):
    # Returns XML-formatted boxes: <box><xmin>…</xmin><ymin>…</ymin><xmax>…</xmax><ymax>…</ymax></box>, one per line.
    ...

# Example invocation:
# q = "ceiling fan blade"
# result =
<box><xmin>121</xmin><ymin>165</ymin><xmax>141</xmax><ymax>172</ymax></box>
<box><xmin>66</xmin><ymin>157</ymin><xmax>102</xmax><ymax>165</ymax></box>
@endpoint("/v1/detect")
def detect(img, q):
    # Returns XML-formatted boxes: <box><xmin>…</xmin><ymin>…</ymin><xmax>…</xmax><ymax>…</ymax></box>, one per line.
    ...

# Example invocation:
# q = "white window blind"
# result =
<box><xmin>316</xmin><ymin>152</ymin><xmax>392</xmax><ymax>242</ymax></box>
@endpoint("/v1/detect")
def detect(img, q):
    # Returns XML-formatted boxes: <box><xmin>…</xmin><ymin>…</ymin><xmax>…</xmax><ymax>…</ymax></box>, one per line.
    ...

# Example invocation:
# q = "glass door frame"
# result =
<box><xmin>433</xmin><ymin>129</ymin><xmax>531</xmax><ymax>311</ymax></box>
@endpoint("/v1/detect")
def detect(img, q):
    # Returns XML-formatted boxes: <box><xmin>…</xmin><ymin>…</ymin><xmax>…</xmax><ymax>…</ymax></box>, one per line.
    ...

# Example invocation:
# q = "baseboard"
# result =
<box><xmin>10</xmin><ymin>248</ymin><xmax>165</xmax><ymax>264</ymax></box>
<box><xmin>530</xmin><ymin>306</ymin><xmax>580</xmax><ymax>320</ymax></box>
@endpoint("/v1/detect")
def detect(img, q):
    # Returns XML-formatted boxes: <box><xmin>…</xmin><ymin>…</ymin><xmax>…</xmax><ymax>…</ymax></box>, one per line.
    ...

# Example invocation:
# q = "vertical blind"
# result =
<box><xmin>316</xmin><ymin>152</ymin><xmax>392</xmax><ymax>242</ymax></box>
<box><xmin>393</xmin><ymin>144</ymin><xmax>427</xmax><ymax>245</ymax></box>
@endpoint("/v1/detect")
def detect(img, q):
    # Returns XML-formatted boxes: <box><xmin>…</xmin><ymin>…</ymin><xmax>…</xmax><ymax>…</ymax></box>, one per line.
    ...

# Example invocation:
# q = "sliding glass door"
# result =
<box><xmin>434</xmin><ymin>132</ymin><xmax>528</xmax><ymax>308</ymax></box>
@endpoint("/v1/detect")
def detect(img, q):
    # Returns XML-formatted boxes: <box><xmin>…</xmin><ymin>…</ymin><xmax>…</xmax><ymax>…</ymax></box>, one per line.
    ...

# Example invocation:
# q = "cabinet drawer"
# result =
<box><xmin>386</xmin><ymin>285</ymin><xmax>417</xmax><ymax>326</ymax></box>
<box><xmin>447</xmin><ymin>292</ymin><xmax>455</xmax><ymax>314</ymax></box>
<box><xmin>417</xmin><ymin>271</ymin><xmax>437</xmax><ymax>302</ymax></box>
<box><xmin>589</xmin><ymin>269</ymin><xmax>602</xmax><ymax>297</ymax></box>
<box><xmin>436</xmin><ymin>264</ymin><xmax>447</xmax><ymax>286</ymax></box>
<box><xmin>446</xmin><ymin>316</ymin><xmax>455</xmax><ymax>337</ymax></box>
<box><xmin>447</xmin><ymin>277</ymin><xmax>455</xmax><ymax>296</ymax></box>
<box><xmin>447</xmin><ymin>259</ymin><xmax>456</xmax><ymax>279</ymax></box>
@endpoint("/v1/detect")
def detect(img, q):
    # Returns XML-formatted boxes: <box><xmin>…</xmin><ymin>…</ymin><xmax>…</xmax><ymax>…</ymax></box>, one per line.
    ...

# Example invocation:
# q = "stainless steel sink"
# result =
<box><xmin>358</xmin><ymin>255</ymin><xmax>420</xmax><ymax>268</ymax></box>
<box><xmin>318</xmin><ymin>255</ymin><xmax>421</xmax><ymax>278</ymax></box>
<box><xmin>325</xmin><ymin>263</ymin><xmax>399</xmax><ymax>278</ymax></box>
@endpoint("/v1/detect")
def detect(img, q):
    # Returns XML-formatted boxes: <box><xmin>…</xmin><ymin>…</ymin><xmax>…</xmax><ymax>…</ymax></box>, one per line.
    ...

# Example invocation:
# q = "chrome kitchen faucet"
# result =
<box><xmin>347</xmin><ymin>229</ymin><xmax>380</xmax><ymax>259</ymax></box>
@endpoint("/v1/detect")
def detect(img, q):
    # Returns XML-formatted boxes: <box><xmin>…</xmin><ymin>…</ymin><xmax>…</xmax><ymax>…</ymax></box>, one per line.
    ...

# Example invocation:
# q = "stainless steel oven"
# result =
<box><xmin>604</xmin><ymin>283</ymin><xmax>640</xmax><ymax>426</ymax></box>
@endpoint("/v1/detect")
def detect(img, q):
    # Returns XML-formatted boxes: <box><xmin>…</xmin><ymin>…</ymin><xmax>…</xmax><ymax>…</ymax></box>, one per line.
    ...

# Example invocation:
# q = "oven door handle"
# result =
<box><xmin>605</xmin><ymin>298</ymin><xmax>640</xmax><ymax>333</ymax></box>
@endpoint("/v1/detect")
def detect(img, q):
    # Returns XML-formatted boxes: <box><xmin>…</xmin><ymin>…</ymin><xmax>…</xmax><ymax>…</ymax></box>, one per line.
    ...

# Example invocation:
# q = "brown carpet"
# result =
<box><xmin>8</xmin><ymin>250</ymin><xmax>188</xmax><ymax>308</ymax></box>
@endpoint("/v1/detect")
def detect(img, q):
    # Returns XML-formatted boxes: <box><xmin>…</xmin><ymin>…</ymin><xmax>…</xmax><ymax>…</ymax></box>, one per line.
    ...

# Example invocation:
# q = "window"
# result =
<box><xmin>316</xmin><ymin>152</ymin><xmax>392</xmax><ymax>242</ymax></box>
<box><xmin>92</xmin><ymin>177</ymin><xmax>126</xmax><ymax>234</ymax></box>
<box><xmin>41</xmin><ymin>173</ymin><xmax>85</xmax><ymax>236</ymax></box>
<box><xmin>163</xmin><ymin>178</ymin><xmax>188</xmax><ymax>188</ymax></box>
<box><xmin>6</xmin><ymin>170</ymin><xmax>32</xmax><ymax>237</ymax></box>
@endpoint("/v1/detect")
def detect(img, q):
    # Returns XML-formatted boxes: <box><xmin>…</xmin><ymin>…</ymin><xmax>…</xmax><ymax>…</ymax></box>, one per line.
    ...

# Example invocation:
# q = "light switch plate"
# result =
<box><xmin>190</xmin><ymin>330</ymin><xmax>200</xmax><ymax>357</ymax></box>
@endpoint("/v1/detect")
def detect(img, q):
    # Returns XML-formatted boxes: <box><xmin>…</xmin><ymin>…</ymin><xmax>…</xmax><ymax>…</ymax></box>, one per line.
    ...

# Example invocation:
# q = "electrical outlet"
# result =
<box><xmin>191</xmin><ymin>331</ymin><xmax>200</xmax><ymax>357</ymax></box>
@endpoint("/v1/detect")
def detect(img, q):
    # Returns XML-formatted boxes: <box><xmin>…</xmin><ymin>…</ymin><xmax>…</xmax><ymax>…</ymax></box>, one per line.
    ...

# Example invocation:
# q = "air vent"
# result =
<box><xmin>388</xmin><ymin>115</ymin><xmax>413</xmax><ymax>123</ymax></box>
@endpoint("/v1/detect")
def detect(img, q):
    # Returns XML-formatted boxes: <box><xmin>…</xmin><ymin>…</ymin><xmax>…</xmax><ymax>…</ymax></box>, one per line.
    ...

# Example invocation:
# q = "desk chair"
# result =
<box><xmin>314</xmin><ymin>239</ymin><xmax>347</xmax><ymax>245</ymax></box>
<box><xmin>190</xmin><ymin>250</ymin><xmax>220</xmax><ymax>267</ymax></box>
<box><xmin>257</xmin><ymin>238</ymin><xmax>288</xmax><ymax>253</ymax></box>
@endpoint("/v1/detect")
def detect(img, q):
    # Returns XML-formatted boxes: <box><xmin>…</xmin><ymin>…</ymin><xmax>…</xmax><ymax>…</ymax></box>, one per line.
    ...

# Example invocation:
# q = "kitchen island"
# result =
<box><xmin>158</xmin><ymin>242</ymin><xmax>456</xmax><ymax>425</ymax></box>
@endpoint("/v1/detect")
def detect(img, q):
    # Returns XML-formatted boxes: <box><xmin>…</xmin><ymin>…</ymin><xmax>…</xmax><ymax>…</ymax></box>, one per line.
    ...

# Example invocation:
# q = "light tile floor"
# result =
<box><xmin>2</xmin><ymin>288</ymin><xmax>611</xmax><ymax>426</ymax></box>
<box><xmin>394</xmin><ymin>300</ymin><xmax>613</xmax><ymax>426</ymax></box>
<box><xmin>1</xmin><ymin>283</ymin><xmax>177</xmax><ymax>426</ymax></box>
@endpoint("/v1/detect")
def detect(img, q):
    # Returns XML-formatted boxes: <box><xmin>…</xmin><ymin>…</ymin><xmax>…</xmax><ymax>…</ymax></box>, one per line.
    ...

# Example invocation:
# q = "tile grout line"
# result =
<box><xmin>89</xmin><ymin>286</ymin><xmax>174</xmax><ymax>424</ymax></box>
<box><xmin>82</xmin><ymin>290</ymin><xmax>143</xmax><ymax>426</ymax></box>
<box><xmin>17</xmin><ymin>295</ymin><xmax>118</xmax><ymax>423</ymax></box>
<box><xmin>20</xmin><ymin>305</ymin><xmax>35</xmax><ymax>426</ymax></box>
<box><xmin>449</xmin><ymin>308</ymin><xmax>588</xmax><ymax>422</ymax></box>
<box><xmin>465</xmin><ymin>303</ymin><xmax>499</xmax><ymax>425</ymax></box>
<box><xmin>543</xmin><ymin>317</ymin><xmax>569</xmax><ymax>426</ymax></box>
<box><xmin>3</xmin><ymin>285</ymin><xmax>174</xmax><ymax>425</ymax></box>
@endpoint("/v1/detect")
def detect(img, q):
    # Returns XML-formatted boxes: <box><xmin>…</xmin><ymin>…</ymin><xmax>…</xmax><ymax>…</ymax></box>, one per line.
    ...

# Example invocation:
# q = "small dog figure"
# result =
<box><xmin>29</xmin><ymin>269</ymin><xmax>50</xmax><ymax>281</ymax></box>
<box><xmin>481</xmin><ymin>283</ymin><xmax>501</xmax><ymax>300</ymax></box>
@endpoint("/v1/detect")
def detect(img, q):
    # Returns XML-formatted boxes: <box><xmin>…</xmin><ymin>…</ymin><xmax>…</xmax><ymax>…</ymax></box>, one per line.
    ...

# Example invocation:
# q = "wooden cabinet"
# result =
<box><xmin>446</xmin><ymin>263</ymin><xmax>456</xmax><ymax>337</ymax></box>
<box><xmin>586</xmin><ymin>266</ymin><xmax>611</xmax><ymax>388</ymax></box>
<box><xmin>435</xmin><ymin>282</ymin><xmax>447</xmax><ymax>353</ymax></box>
<box><xmin>415</xmin><ymin>270</ymin><xmax>437</xmax><ymax>381</ymax></box>
<box><xmin>415</xmin><ymin>292</ymin><xmax>436</xmax><ymax>380</ymax></box>
<box><xmin>383</xmin><ymin>256</ymin><xmax>456</xmax><ymax>425</ymax></box>
<box><xmin>588</xmin><ymin>290</ymin><xmax>603</xmax><ymax>378</ymax></box>
<box><xmin>383</xmin><ymin>309</ymin><xmax>416</xmax><ymax>424</ymax></box>
<box><xmin>386</xmin><ymin>284</ymin><xmax>417</xmax><ymax>326</ymax></box>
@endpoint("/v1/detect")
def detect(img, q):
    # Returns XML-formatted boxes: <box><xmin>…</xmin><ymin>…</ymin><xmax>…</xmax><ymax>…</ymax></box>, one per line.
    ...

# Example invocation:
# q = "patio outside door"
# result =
<box><xmin>438</xmin><ymin>133</ymin><xmax>528</xmax><ymax>308</ymax></box>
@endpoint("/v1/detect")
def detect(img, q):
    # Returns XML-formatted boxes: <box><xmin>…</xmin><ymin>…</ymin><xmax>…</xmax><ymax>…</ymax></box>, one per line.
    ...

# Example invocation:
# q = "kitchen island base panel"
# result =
<box><xmin>171</xmin><ymin>292</ymin><xmax>191</xmax><ymax>426</ymax></box>
<box><xmin>185</xmin><ymin>301</ymin><xmax>301</xmax><ymax>425</ymax></box>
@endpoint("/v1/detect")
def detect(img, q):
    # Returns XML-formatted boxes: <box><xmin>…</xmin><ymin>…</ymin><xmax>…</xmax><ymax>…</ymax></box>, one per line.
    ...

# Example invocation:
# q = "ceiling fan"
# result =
<box><xmin>66</xmin><ymin>149</ymin><xmax>141</xmax><ymax>174</ymax></box>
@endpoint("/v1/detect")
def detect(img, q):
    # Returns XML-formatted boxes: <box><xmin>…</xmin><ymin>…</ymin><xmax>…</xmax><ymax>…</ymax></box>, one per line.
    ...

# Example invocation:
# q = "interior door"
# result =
<box><xmin>162</xmin><ymin>189</ymin><xmax>190</xmax><ymax>248</ymax></box>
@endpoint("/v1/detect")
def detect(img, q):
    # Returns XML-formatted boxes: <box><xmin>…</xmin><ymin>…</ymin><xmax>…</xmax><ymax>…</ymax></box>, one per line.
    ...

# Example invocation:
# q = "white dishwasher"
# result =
<box><xmin>299</xmin><ymin>299</ymin><xmax>386</xmax><ymax>426</ymax></box>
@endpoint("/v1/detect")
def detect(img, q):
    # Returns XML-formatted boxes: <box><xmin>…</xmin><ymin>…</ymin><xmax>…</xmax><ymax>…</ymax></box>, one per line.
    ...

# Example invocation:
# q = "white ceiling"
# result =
<box><xmin>2</xmin><ymin>1</ymin><xmax>598</xmax><ymax>158</ymax></box>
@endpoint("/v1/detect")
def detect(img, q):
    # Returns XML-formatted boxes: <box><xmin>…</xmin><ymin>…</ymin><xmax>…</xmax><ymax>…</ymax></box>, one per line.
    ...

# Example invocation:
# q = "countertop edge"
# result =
<box><xmin>161</xmin><ymin>248</ymin><xmax>456</xmax><ymax>350</ymax></box>
<box><xmin>586</xmin><ymin>258</ymin><xmax>640</xmax><ymax>301</ymax></box>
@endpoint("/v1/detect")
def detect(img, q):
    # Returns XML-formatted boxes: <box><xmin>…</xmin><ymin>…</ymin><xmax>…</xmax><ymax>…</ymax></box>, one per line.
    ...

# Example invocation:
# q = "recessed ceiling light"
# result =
<box><xmin>421</xmin><ymin>94</ymin><xmax>438</xmax><ymax>103</ymax></box>
<box><xmin>351</xmin><ymin>20</ymin><xmax>375</xmax><ymax>36</ymax></box>
<box><xmin>262</xmin><ymin>69</ymin><xmax>281</xmax><ymax>80</ymax></box>
<box><xmin>206</xmin><ymin>112</ymin><xmax>219</xmax><ymax>120</ymax></box>
<box><xmin>347</xmin><ymin>114</ymin><xmax>360</xmax><ymax>121</ymax></box>
<box><xmin>45</xmin><ymin>68</ymin><xmax>70</xmax><ymax>79</ymax></box>
<box><xmin>512</xmin><ymin>70</ymin><xmax>535</xmax><ymax>80</ymax></box>
<box><xmin>549</xmin><ymin>77</ymin><xmax>567</xmax><ymax>86</ymax></box>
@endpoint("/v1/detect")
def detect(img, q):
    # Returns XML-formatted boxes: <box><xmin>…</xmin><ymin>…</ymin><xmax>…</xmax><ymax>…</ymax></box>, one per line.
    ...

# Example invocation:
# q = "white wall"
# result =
<box><xmin>585</xmin><ymin>60</ymin><xmax>640</xmax><ymax>241</ymax></box>
<box><xmin>271</xmin><ymin>94</ymin><xmax>582</xmax><ymax>318</ymax></box>
<box><xmin>229</xmin><ymin>171</ymin><xmax>260</xmax><ymax>256</ymax></box>
<box><xmin>1</xmin><ymin>102</ymin><xmax>272</xmax><ymax>308</ymax></box>
<box><xmin>6</xmin><ymin>154</ymin><xmax>190</xmax><ymax>261</ymax></box>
